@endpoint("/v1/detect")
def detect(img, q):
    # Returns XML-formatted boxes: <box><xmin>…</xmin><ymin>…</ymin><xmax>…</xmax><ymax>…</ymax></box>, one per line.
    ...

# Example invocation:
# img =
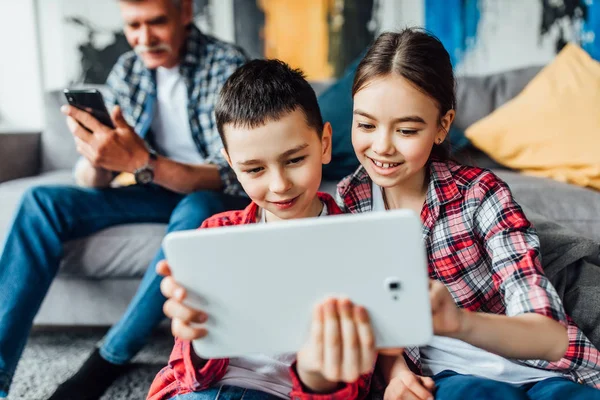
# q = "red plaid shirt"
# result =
<box><xmin>337</xmin><ymin>161</ymin><xmax>600</xmax><ymax>389</ymax></box>
<box><xmin>147</xmin><ymin>192</ymin><xmax>374</xmax><ymax>400</ymax></box>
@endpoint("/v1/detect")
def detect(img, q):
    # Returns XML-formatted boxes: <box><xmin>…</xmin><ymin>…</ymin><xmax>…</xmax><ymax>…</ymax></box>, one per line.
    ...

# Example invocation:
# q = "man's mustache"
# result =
<box><xmin>134</xmin><ymin>43</ymin><xmax>172</xmax><ymax>55</ymax></box>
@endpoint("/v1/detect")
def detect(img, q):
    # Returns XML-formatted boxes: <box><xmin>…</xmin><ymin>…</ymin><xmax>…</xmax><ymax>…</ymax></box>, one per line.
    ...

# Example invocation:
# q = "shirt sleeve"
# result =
<box><xmin>473</xmin><ymin>177</ymin><xmax>568</xmax><ymax>327</ymax></box>
<box><xmin>288</xmin><ymin>361</ymin><xmax>372</xmax><ymax>400</ymax></box>
<box><xmin>170</xmin><ymin>338</ymin><xmax>229</xmax><ymax>392</ymax></box>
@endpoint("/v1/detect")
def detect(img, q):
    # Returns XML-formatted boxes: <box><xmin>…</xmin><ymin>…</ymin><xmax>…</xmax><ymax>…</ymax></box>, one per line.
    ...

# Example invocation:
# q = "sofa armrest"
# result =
<box><xmin>0</xmin><ymin>131</ymin><xmax>41</xmax><ymax>183</ymax></box>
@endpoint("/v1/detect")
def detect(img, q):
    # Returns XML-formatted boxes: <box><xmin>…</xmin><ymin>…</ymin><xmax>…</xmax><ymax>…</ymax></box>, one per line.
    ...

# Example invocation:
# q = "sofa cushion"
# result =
<box><xmin>496</xmin><ymin>170</ymin><xmax>600</xmax><ymax>242</ymax></box>
<box><xmin>0</xmin><ymin>170</ymin><xmax>165</xmax><ymax>279</ymax></box>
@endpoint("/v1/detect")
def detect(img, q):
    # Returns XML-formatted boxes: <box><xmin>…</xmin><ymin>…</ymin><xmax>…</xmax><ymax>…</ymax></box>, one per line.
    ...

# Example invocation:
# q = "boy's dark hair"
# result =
<box><xmin>215</xmin><ymin>59</ymin><xmax>324</xmax><ymax>149</ymax></box>
<box><xmin>353</xmin><ymin>28</ymin><xmax>456</xmax><ymax>161</ymax></box>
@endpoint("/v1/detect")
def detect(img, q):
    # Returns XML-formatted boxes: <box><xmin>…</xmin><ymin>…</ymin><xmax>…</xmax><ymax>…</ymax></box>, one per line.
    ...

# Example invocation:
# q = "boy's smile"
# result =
<box><xmin>223</xmin><ymin>108</ymin><xmax>332</xmax><ymax>222</ymax></box>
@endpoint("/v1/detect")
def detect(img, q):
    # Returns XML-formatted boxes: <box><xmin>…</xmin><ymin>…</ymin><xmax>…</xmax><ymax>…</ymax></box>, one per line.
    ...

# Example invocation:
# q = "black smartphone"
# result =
<box><xmin>63</xmin><ymin>88</ymin><xmax>115</xmax><ymax>130</ymax></box>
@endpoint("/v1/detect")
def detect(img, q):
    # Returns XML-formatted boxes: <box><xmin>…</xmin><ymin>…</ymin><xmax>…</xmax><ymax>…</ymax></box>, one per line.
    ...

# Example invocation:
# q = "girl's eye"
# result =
<box><xmin>357</xmin><ymin>122</ymin><xmax>375</xmax><ymax>130</ymax></box>
<box><xmin>245</xmin><ymin>167</ymin><xmax>264</xmax><ymax>174</ymax></box>
<box><xmin>397</xmin><ymin>129</ymin><xmax>418</xmax><ymax>135</ymax></box>
<box><xmin>287</xmin><ymin>156</ymin><xmax>306</xmax><ymax>165</ymax></box>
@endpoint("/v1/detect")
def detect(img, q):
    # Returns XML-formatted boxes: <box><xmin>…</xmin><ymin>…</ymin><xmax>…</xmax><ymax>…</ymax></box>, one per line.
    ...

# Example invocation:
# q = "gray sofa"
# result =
<box><xmin>1</xmin><ymin>67</ymin><xmax>600</xmax><ymax>326</ymax></box>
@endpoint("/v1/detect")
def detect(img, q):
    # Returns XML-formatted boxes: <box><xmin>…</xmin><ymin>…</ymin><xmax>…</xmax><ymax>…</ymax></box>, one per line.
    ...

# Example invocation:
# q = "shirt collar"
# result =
<box><xmin>240</xmin><ymin>192</ymin><xmax>342</xmax><ymax>224</ymax></box>
<box><xmin>339</xmin><ymin>160</ymin><xmax>462</xmax><ymax>213</ymax></box>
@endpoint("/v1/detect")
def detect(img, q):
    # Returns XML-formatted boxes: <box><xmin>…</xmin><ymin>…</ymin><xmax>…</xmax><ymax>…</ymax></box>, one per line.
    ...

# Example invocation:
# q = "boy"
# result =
<box><xmin>147</xmin><ymin>59</ymin><xmax>384</xmax><ymax>400</ymax></box>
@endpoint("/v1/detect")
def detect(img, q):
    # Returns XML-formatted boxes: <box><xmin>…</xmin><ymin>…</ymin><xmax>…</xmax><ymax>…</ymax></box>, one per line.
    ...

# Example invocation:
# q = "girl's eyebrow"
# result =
<box><xmin>354</xmin><ymin>109</ymin><xmax>426</xmax><ymax>124</ymax></box>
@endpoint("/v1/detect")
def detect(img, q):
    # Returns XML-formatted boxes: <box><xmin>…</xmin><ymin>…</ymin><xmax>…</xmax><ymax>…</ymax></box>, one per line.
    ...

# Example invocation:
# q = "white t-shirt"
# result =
<box><xmin>150</xmin><ymin>65</ymin><xmax>204</xmax><ymax>164</ymax></box>
<box><xmin>371</xmin><ymin>183</ymin><xmax>563</xmax><ymax>385</ymax></box>
<box><xmin>215</xmin><ymin>202</ymin><xmax>328</xmax><ymax>398</ymax></box>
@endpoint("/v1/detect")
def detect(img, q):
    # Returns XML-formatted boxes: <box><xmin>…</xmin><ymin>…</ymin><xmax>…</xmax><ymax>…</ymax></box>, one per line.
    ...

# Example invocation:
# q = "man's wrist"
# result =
<box><xmin>131</xmin><ymin>149</ymin><xmax>151</xmax><ymax>173</ymax></box>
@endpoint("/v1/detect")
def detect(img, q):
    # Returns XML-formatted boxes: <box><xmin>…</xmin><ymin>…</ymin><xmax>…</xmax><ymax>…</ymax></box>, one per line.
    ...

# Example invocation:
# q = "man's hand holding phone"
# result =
<box><xmin>62</xmin><ymin>104</ymin><xmax>150</xmax><ymax>174</ymax></box>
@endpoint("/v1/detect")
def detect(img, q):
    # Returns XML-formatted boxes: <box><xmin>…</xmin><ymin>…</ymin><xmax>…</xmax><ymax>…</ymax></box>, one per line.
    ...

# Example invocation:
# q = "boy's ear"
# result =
<box><xmin>221</xmin><ymin>148</ymin><xmax>233</xmax><ymax>169</ymax></box>
<box><xmin>321</xmin><ymin>122</ymin><xmax>333</xmax><ymax>165</ymax></box>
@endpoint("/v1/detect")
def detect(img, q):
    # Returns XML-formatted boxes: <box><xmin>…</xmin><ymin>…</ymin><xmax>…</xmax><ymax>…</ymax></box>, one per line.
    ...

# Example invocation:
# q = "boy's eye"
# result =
<box><xmin>287</xmin><ymin>156</ymin><xmax>306</xmax><ymax>165</ymax></box>
<box><xmin>357</xmin><ymin>122</ymin><xmax>375</xmax><ymax>130</ymax></box>
<box><xmin>245</xmin><ymin>167</ymin><xmax>264</xmax><ymax>174</ymax></box>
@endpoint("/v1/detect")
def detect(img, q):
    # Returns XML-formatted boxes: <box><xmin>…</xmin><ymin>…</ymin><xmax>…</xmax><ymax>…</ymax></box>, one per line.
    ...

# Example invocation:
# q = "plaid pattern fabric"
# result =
<box><xmin>104</xmin><ymin>25</ymin><xmax>248</xmax><ymax>196</ymax></box>
<box><xmin>337</xmin><ymin>161</ymin><xmax>600</xmax><ymax>389</ymax></box>
<box><xmin>147</xmin><ymin>193</ymin><xmax>375</xmax><ymax>400</ymax></box>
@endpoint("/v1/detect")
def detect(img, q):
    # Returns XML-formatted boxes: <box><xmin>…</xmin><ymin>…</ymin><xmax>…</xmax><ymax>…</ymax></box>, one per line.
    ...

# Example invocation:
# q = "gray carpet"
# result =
<box><xmin>7</xmin><ymin>328</ymin><xmax>174</xmax><ymax>400</ymax></box>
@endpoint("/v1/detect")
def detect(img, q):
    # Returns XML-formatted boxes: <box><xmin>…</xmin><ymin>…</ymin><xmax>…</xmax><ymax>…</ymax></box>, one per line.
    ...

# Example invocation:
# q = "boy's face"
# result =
<box><xmin>223</xmin><ymin>109</ymin><xmax>332</xmax><ymax>222</ymax></box>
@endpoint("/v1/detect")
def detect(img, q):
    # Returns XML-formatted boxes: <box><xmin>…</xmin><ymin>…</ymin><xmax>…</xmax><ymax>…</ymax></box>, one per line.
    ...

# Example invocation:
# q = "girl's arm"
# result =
<box><xmin>434</xmin><ymin>175</ymin><xmax>570</xmax><ymax>361</ymax></box>
<box><xmin>430</xmin><ymin>281</ymin><xmax>568</xmax><ymax>361</ymax></box>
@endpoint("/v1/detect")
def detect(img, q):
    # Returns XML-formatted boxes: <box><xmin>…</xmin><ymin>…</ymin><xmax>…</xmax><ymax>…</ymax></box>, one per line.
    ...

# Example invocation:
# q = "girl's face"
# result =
<box><xmin>352</xmin><ymin>74</ymin><xmax>453</xmax><ymax>190</ymax></box>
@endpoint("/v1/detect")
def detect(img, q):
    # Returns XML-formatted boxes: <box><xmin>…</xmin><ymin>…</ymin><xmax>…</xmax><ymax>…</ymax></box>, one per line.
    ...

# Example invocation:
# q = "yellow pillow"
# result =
<box><xmin>465</xmin><ymin>44</ymin><xmax>600</xmax><ymax>190</ymax></box>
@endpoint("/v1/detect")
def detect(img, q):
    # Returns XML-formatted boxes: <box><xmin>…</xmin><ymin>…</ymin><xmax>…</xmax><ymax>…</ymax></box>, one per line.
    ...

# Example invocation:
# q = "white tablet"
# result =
<box><xmin>163</xmin><ymin>209</ymin><xmax>432</xmax><ymax>359</ymax></box>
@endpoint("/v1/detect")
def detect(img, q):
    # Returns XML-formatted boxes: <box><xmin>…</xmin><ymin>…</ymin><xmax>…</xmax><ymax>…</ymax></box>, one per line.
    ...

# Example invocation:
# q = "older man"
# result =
<box><xmin>0</xmin><ymin>1</ymin><xmax>249</xmax><ymax>399</ymax></box>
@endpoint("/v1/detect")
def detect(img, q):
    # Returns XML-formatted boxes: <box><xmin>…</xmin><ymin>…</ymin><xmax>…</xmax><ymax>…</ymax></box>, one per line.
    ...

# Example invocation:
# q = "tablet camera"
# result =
<box><xmin>385</xmin><ymin>277</ymin><xmax>402</xmax><ymax>300</ymax></box>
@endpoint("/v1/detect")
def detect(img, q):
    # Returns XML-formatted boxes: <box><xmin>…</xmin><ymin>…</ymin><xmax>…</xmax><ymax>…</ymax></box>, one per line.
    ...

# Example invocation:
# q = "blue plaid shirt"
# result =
<box><xmin>104</xmin><ymin>25</ymin><xmax>248</xmax><ymax>196</ymax></box>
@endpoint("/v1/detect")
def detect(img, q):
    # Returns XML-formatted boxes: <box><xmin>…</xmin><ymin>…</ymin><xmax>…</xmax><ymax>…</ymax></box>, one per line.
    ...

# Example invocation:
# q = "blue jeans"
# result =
<box><xmin>170</xmin><ymin>386</ymin><xmax>281</xmax><ymax>400</ymax></box>
<box><xmin>433</xmin><ymin>370</ymin><xmax>600</xmax><ymax>399</ymax></box>
<box><xmin>0</xmin><ymin>184</ymin><xmax>249</xmax><ymax>396</ymax></box>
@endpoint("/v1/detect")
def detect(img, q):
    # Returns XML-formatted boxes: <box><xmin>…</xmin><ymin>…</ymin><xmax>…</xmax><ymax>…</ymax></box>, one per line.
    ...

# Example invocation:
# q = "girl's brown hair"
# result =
<box><xmin>352</xmin><ymin>28</ymin><xmax>456</xmax><ymax>161</ymax></box>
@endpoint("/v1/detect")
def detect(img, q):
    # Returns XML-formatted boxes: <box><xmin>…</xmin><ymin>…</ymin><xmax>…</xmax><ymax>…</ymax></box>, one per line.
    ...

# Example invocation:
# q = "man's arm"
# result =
<box><xmin>65</xmin><ymin>105</ymin><xmax>228</xmax><ymax>193</ymax></box>
<box><xmin>151</xmin><ymin>155</ymin><xmax>222</xmax><ymax>194</ymax></box>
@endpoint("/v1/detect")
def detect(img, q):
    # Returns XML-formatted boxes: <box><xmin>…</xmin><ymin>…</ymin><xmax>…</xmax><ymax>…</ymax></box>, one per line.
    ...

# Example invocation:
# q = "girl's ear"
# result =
<box><xmin>438</xmin><ymin>109</ymin><xmax>455</xmax><ymax>142</ymax></box>
<box><xmin>321</xmin><ymin>122</ymin><xmax>333</xmax><ymax>165</ymax></box>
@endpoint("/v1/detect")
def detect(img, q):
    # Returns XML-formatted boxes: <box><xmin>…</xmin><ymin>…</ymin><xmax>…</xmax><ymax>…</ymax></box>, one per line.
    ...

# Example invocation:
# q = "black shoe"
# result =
<box><xmin>48</xmin><ymin>348</ymin><xmax>129</xmax><ymax>400</ymax></box>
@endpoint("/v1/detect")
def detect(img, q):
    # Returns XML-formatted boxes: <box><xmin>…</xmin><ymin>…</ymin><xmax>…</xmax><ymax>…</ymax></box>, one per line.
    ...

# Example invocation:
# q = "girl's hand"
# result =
<box><xmin>429</xmin><ymin>280</ymin><xmax>464</xmax><ymax>337</ymax></box>
<box><xmin>157</xmin><ymin>260</ymin><xmax>208</xmax><ymax>341</ymax></box>
<box><xmin>296</xmin><ymin>298</ymin><xmax>378</xmax><ymax>393</ymax></box>
<box><xmin>384</xmin><ymin>370</ymin><xmax>435</xmax><ymax>400</ymax></box>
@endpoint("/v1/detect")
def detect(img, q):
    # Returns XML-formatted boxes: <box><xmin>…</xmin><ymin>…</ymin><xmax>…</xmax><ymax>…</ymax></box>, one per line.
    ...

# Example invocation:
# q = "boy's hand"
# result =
<box><xmin>157</xmin><ymin>260</ymin><xmax>208</xmax><ymax>340</ymax></box>
<box><xmin>296</xmin><ymin>298</ymin><xmax>378</xmax><ymax>393</ymax></box>
<box><xmin>429</xmin><ymin>280</ymin><xmax>464</xmax><ymax>337</ymax></box>
<box><xmin>384</xmin><ymin>371</ymin><xmax>435</xmax><ymax>400</ymax></box>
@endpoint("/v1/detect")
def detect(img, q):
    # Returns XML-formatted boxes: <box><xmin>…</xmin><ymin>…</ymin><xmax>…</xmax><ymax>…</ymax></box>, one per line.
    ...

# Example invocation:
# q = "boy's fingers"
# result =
<box><xmin>339</xmin><ymin>299</ymin><xmax>360</xmax><ymax>382</ymax></box>
<box><xmin>156</xmin><ymin>260</ymin><xmax>171</xmax><ymax>277</ymax></box>
<box><xmin>160</xmin><ymin>276</ymin><xmax>181</xmax><ymax>298</ymax></box>
<box><xmin>163</xmin><ymin>299</ymin><xmax>207</xmax><ymax>323</ymax></box>
<box><xmin>171</xmin><ymin>317</ymin><xmax>207</xmax><ymax>341</ymax></box>
<box><xmin>323</xmin><ymin>298</ymin><xmax>342</xmax><ymax>382</ymax></box>
<box><xmin>354</xmin><ymin>305</ymin><xmax>376</xmax><ymax>373</ymax></box>
<box><xmin>309</xmin><ymin>303</ymin><xmax>325</xmax><ymax>369</ymax></box>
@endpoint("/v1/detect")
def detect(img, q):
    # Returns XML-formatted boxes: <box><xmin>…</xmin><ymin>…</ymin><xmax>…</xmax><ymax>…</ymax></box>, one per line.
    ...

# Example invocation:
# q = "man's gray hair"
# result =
<box><xmin>119</xmin><ymin>0</ymin><xmax>181</xmax><ymax>8</ymax></box>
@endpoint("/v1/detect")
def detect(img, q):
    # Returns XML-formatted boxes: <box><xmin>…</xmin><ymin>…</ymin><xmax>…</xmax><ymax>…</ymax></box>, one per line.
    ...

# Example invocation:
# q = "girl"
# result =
<box><xmin>337</xmin><ymin>28</ymin><xmax>600</xmax><ymax>400</ymax></box>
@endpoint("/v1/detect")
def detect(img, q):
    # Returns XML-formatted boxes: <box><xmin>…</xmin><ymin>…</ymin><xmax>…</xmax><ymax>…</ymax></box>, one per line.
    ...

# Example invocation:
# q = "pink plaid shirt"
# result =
<box><xmin>337</xmin><ymin>161</ymin><xmax>600</xmax><ymax>388</ymax></box>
